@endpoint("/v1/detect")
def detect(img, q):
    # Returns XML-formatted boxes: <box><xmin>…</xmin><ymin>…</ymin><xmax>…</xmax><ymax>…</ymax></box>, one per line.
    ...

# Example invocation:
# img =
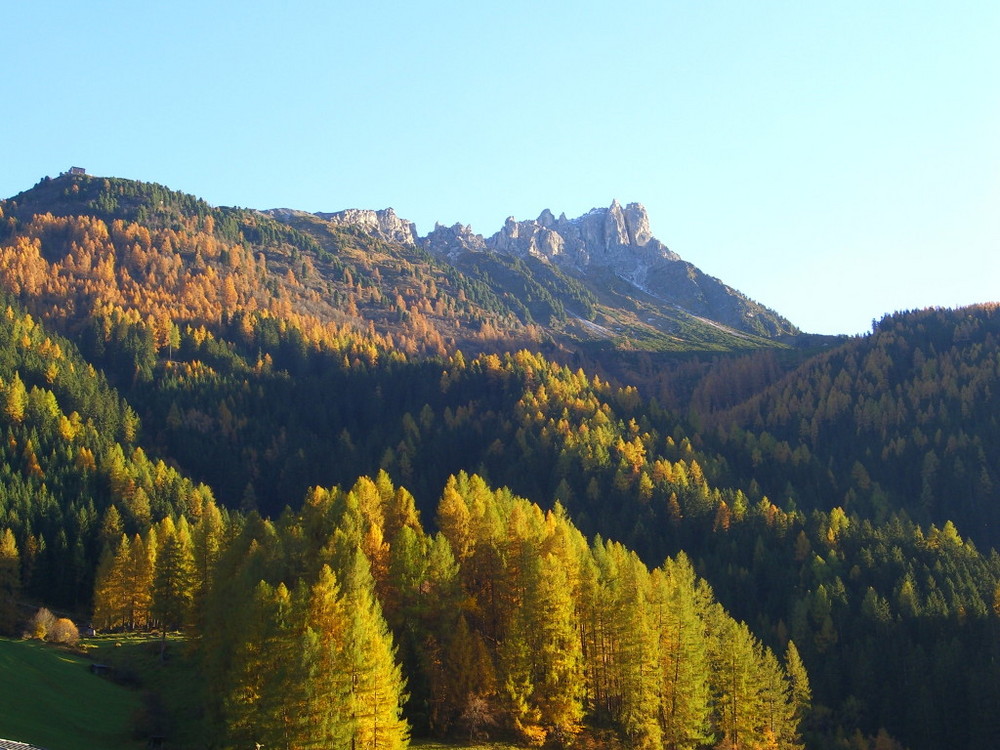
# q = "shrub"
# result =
<box><xmin>49</xmin><ymin>617</ymin><xmax>80</xmax><ymax>645</ymax></box>
<box><xmin>27</xmin><ymin>607</ymin><xmax>56</xmax><ymax>640</ymax></box>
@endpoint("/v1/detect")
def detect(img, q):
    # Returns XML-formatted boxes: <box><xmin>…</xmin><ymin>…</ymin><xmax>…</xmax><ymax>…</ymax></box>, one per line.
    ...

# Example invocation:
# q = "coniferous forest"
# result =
<box><xmin>1</xmin><ymin>172</ymin><xmax>1000</xmax><ymax>749</ymax></box>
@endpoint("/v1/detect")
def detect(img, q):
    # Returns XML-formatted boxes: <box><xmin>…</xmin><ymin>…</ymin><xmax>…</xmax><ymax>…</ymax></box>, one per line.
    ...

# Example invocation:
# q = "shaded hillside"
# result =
<box><xmin>701</xmin><ymin>305</ymin><xmax>1000</xmax><ymax>549</ymax></box>
<box><xmin>0</xmin><ymin>291</ymin><xmax>216</xmax><ymax>608</ymax></box>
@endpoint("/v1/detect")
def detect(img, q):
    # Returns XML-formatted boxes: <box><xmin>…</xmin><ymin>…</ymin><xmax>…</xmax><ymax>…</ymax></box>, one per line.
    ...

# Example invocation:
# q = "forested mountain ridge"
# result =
<box><xmin>699</xmin><ymin>305</ymin><xmax>1000</xmax><ymax>549</ymax></box>
<box><xmin>3</xmin><ymin>172</ymin><xmax>800</xmax><ymax>357</ymax></box>
<box><xmin>0</xmin><ymin>170</ymin><xmax>999</xmax><ymax>749</ymax></box>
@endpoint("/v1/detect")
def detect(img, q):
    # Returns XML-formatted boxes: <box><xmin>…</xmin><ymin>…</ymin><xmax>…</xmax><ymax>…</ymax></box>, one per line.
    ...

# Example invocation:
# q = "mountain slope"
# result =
<box><xmin>480</xmin><ymin>199</ymin><xmax>795</xmax><ymax>338</ymax></box>
<box><xmin>6</xmin><ymin>172</ymin><xmax>803</xmax><ymax>356</ymax></box>
<box><xmin>269</xmin><ymin>196</ymin><xmax>798</xmax><ymax>344</ymax></box>
<box><xmin>700</xmin><ymin>304</ymin><xmax>1000</xmax><ymax>550</ymax></box>
<box><xmin>5</xmin><ymin>170</ymin><xmax>1000</xmax><ymax>750</ymax></box>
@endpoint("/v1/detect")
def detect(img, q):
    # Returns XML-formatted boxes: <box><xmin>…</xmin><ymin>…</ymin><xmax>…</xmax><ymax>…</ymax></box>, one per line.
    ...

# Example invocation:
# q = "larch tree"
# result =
<box><xmin>711</xmin><ymin>616</ymin><xmax>766</xmax><ymax>750</ymax></box>
<box><xmin>436</xmin><ymin>475</ymin><xmax>473</xmax><ymax>562</ymax></box>
<box><xmin>758</xmin><ymin>647</ymin><xmax>801</xmax><ymax>750</ymax></box>
<box><xmin>651</xmin><ymin>557</ymin><xmax>712</xmax><ymax>750</ymax></box>
<box><xmin>4</xmin><ymin>372</ymin><xmax>27</xmax><ymax>424</ymax></box>
<box><xmin>223</xmin><ymin>580</ymin><xmax>299</xmax><ymax>749</ymax></box>
<box><xmin>379</xmin><ymin>473</ymin><xmax>422</xmax><ymax>543</ymax></box>
<box><xmin>528</xmin><ymin>552</ymin><xmax>585</xmax><ymax>743</ymax></box>
<box><xmin>784</xmin><ymin>641</ymin><xmax>812</xmax><ymax>734</ymax></box>
<box><xmin>299</xmin><ymin>564</ymin><xmax>353</xmax><ymax>747</ymax></box>
<box><xmin>575</xmin><ymin>535</ymin><xmax>606</xmax><ymax>722</ymax></box>
<box><xmin>341</xmin><ymin>548</ymin><xmax>410</xmax><ymax>750</ymax></box>
<box><xmin>190</xmin><ymin>498</ymin><xmax>226</xmax><ymax>633</ymax></box>
<box><xmin>615</xmin><ymin>549</ymin><xmax>662</xmax><ymax>750</ymax></box>
<box><xmin>589</xmin><ymin>540</ymin><xmax>661</xmax><ymax>749</ymax></box>
<box><xmin>124</xmin><ymin>530</ymin><xmax>156</xmax><ymax>629</ymax></box>
<box><xmin>431</xmin><ymin>613</ymin><xmax>497</xmax><ymax>736</ymax></box>
<box><xmin>98</xmin><ymin>505</ymin><xmax>124</xmax><ymax>553</ymax></box>
<box><xmin>92</xmin><ymin>533</ymin><xmax>129</xmax><ymax>630</ymax></box>
<box><xmin>93</xmin><ymin>530</ymin><xmax>155</xmax><ymax>631</ymax></box>
<box><xmin>383</xmin><ymin>525</ymin><xmax>423</xmax><ymax>626</ymax></box>
<box><xmin>198</xmin><ymin>519</ymin><xmax>282</xmax><ymax>742</ymax></box>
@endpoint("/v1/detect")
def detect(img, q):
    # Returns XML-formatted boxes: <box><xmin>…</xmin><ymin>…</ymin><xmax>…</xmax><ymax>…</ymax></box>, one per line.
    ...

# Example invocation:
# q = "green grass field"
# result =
<box><xmin>0</xmin><ymin>636</ymin><xmax>608</xmax><ymax>750</ymax></box>
<box><xmin>0</xmin><ymin>638</ymin><xmax>142</xmax><ymax>750</ymax></box>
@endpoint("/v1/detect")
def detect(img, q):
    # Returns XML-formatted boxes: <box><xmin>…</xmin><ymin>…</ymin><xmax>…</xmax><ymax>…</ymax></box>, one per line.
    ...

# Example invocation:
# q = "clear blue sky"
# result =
<box><xmin>4</xmin><ymin>1</ymin><xmax>998</xmax><ymax>335</ymax></box>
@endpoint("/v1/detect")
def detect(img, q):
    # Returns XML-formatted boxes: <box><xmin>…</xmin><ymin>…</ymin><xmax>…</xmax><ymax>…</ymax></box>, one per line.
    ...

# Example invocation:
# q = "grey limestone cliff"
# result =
<box><xmin>485</xmin><ymin>200</ymin><xmax>680</xmax><ymax>290</ymax></box>
<box><xmin>316</xmin><ymin>207</ymin><xmax>419</xmax><ymax>246</ymax></box>
<box><xmin>421</xmin><ymin>222</ymin><xmax>489</xmax><ymax>260</ymax></box>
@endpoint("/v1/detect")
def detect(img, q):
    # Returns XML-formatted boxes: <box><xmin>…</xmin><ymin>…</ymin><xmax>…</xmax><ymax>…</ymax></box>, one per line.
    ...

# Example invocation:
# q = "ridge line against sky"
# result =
<box><xmin>3</xmin><ymin>0</ymin><xmax>999</xmax><ymax>336</ymax></box>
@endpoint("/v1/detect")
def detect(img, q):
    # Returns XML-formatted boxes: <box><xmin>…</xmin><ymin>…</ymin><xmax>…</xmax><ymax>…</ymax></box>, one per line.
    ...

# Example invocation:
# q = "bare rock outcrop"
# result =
<box><xmin>316</xmin><ymin>208</ymin><xmax>419</xmax><ymax>246</ymax></box>
<box><xmin>483</xmin><ymin>200</ymin><xmax>679</xmax><ymax>291</ymax></box>
<box><xmin>421</xmin><ymin>222</ymin><xmax>489</xmax><ymax>260</ymax></box>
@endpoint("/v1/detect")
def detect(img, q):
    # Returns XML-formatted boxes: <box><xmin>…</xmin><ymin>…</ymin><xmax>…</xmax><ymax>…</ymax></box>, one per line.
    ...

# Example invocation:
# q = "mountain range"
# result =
<box><xmin>4</xmin><ymin>171</ymin><xmax>800</xmax><ymax>356</ymax></box>
<box><xmin>305</xmin><ymin>198</ymin><xmax>798</xmax><ymax>341</ymax></box>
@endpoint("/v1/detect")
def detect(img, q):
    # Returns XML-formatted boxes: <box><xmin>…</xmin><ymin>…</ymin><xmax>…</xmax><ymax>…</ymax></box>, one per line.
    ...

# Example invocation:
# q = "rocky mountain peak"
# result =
<box><xmin>276</xmin><ymin>197</ymin><xmax>793</xmax><ymax>340</ymax></box>
<box><xmin>623</xmin><ymin>202</ymin><xmax>652</xmax><ymax>246</ymax></box>
<box><xmin>421</xmin><ymin>221</ymin><xmax>488</xmax><ymax>260</ymax></box>
<box><xmin>480</xmin><ymin>200</ymin><xmax>677</xmax><ymax>274</ymax></box>
<box><xmin>316</xmin><ymin>207</ymin><xmax>418</xmax><ymax>245</ymax></box>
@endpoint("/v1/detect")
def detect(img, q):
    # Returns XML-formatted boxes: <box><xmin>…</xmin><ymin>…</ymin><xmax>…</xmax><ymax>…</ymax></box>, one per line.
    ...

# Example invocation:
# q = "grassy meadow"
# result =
<box><xmin>0</xmin><ymin>635</ymin><xmax>613</xmax><ymax>750</ymax></box>
<box><xmin>0</xmin><ymin>637</ymin><xmax>141</xmax><ymax>750</ymax></box>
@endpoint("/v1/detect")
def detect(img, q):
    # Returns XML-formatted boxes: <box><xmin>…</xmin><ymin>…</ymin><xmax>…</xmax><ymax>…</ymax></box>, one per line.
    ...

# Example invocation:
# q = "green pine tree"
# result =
<box><xmin>152</xmin><ymin>516</ymin><xmax>196</xmax><ymax>630</ymax></box>
<box><xmin>0</xmin><ymin>528</ymin><xmax>21</xmax><ymax>635</ymax></box>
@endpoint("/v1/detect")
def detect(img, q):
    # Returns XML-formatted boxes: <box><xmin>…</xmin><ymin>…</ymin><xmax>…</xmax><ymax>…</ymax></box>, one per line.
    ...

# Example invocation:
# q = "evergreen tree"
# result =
<box><xmin>223</xmin><ymin>580</ymin><xmax>299</xmax><ymax>749</ymax></box>
<box><xmin>152</xmin><ymin>516</ymin><xmax>195</xmax><ymax>629</ymax></box>
<box><xmin>342</xmin><ymin>548</ymin><xmax>410</xmax><ymax>750</ymax></box>
<box><xmin>98</xmin><ymin>505</ymin><xmax>124</xmax><ymax>552</ymax></box>
<box><xmin>0</xmin><ymin>528</ymin><xmax>21</xmax><ymax>634</ymax></box>
<box><xmin>651</xmin><ymin>556</ymin><xmax>712</xmax><ymax>750</ymax></box>
<box><xmin>711</xmin><ymin>617</ymin><xmax>765</xmax><ymax>750</ymax></box>
<box><xmin>300</xmin><ymin>564</ymin><xmax>353</xmax><ymax>747</ymax></box>
<box><xmin>758</xmin><ymin>647</ymin><xmax>800</xmax><ymax>750</ymax></box>
<box><xmin>190</xmin><ymin>498</ymin><xmax>226</xmax><ymax>633</ymax></box>
<box><xmin>784</xmin><ymin>641</ymin><xmax>811</xmax><ymax>729</ymax></box>
<box><xmin>431</xmin><ymin>614</ymin><xmax>497</xmax><ymax>736</ymax></box>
